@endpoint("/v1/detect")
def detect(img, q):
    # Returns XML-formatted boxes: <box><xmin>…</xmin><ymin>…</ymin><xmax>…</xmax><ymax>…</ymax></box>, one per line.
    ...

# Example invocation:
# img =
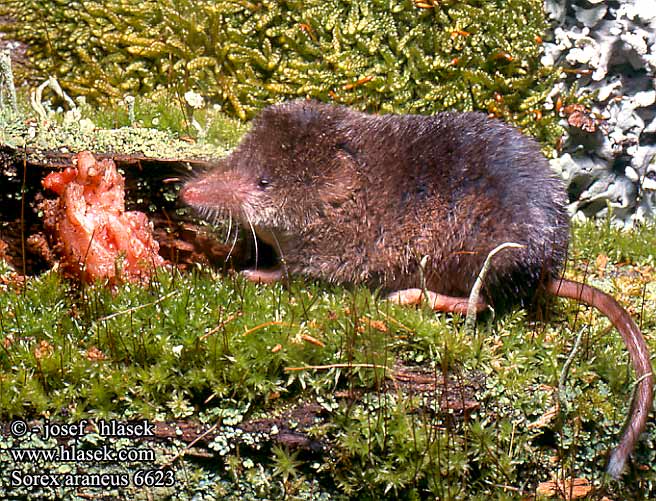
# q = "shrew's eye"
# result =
<box><xmin>258</xmin><ymin>177</ymin><xmax>271</xmax><ymax>190</ymax></box>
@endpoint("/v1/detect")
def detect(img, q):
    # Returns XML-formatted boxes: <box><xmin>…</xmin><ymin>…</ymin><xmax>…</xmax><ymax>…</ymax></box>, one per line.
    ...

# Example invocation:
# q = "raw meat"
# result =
<box><xmin>42</xmin><ymin>151</ymin><xmax>165</xmax><ymax>283</ymax></box>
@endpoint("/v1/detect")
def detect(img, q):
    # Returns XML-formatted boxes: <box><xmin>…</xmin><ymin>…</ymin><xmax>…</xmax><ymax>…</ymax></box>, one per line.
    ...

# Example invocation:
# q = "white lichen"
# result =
<box><xmin>0</xmin><ymin>50</ymin><xmax>18</xmax><ymax>115</ymax></box>
<box><xmin>544</xmin><ymin>0</ymin><xmax>656</xmax><ymax>226</ymax></box>
<box><xmin>184</xmin><ymin>90</ymin><xmax>205</xmax><ymax>109</ymax></box>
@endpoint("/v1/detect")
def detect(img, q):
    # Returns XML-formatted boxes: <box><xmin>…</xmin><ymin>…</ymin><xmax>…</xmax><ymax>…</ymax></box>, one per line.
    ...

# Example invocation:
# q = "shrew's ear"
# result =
<box><xmin>257</xmin><ymin>100</ymin><xmax>325</xmax><ymax>139</ymax></box>
<box><xmin>319</xmin><ymin>142</ymin><xmax>360</xmax><ymax>206</ymax></box>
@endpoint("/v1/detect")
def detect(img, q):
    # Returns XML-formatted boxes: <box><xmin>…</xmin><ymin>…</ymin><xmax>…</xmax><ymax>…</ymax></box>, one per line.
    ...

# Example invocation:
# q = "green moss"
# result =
<box><xmin>0</xmin><ymin>86</ymin><xmax>654</xmax><ymax>495</ymax></box>
<box><xmin>0</xmin><ymin>94</ymin><xmax>244</xmax><ymax>162</ymax></box>
<box><xmin>570</xmin><ymin>217</ymin><xmax>656</xmax><ymax>265</ymax></box>
<box><xmin>1</xmin><ymin>221</ymin><xmax>655</xmax><ymax>498</ymax></box>
<box><xmin>2</xmin><ymin>0</ymin><xmax>562</xmax><ymax>148</ymax></box>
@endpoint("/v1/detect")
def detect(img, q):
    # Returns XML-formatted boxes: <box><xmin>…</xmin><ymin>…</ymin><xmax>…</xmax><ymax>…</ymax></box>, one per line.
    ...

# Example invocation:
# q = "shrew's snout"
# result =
<box><xmin>179</xmin><ymin>181</ymin><xmax>201</xmax><ymax>207</ymax></box>
<box><xmin>180</xmin><ymin>169</ymin><xmax>256</xmax><ymax>213</ymax></box>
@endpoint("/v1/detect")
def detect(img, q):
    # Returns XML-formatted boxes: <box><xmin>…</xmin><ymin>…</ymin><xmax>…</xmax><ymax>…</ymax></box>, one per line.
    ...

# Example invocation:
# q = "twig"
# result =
<box><xmin>97</xmin><ymin>290</ymin><xmax>179</xmax><ymax>323</ymax></box>
<box><xmin>465</xmin><ymin>242</ymin><xmax>523</xmax><ymax>332</ymax></box>
<box><xmin>378</xmin><ymin>310</ymin><xmax>414</xmax><ymax>333</ymax></box>
<box><xmin>418</xmin><ymin>255</ymin><xmax>430</xmax><ymax>308</ymax></box>
<box><xmin>200</xmin><ymin>312</ymin><xmax>242</xmax><ymax>340</ymax></box>
<box><xmin>163</xmin><ymin>422</ymin><xmax>219</xmax><ymax>467</ymax></box>
<box><xmin>558</xmin><ymin>325</ymin><xmax>586</xmax><ymax>405</ymax></box>
<box><xmin>242</xmin><ymin>320</ymin><xmax>293</xmax><ymax>336</ymax></box>
<box><xmin>284</xmin><ymin>363</ymin><xmax>390</xmax><ymax>372</ymax></box>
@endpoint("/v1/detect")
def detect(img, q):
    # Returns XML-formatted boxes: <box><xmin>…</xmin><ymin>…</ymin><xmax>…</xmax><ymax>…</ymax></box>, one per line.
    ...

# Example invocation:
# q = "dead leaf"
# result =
<box><xmin>34</xmin><ymin>340</ymin><xmax>54</xmax><ymax>359</ymax></box>
<box><xmin>86</xmin><ymin>346</ymin><xmax>107</xmax><ymax>361</ymax></box>
<box><xmin>300</xmin><ymin>333</ymin><xmax>325</xmax><ymax>348</ymax></box>
<box><xmin>271</xmin><ymin>344</ymin><xmax>283</xmax><ymax>353</ymax></box>
<box><xmin>595</xmin><ymin>254</ymin><xmax>609</xmax><ymax>277</ymax></box>
<box><xmin>2</xmin><ymin>334</ymin><xmax>15</xmax><ymax>349</ymax></box>
<box><xmin>537</xmin><ymin>477</ymin><xmax>593</xmax><ymax>500</ymax></box>
<box><xmin>562</xmin><ymin>104</ymin><xmax>603</xmax><ymax>133</ymax></box>
<box><xmin>359</xmin><ymin>317</ymin><xmax>388</xmax><ymax>332</ymax></box>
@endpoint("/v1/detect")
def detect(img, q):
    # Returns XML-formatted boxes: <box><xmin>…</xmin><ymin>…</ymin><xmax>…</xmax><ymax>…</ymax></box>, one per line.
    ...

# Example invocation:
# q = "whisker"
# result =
<box><xmin>224</xmin><ymin>212</ymin><xmax>233</xmax><ymax>245</ymax></box>
<box><xmin>245</xmin><ymin>212</ymin><xmax>259</xmax><ymax>270</ymax></box>
<box><xmin>226</xmin><ymin>214</ymin><xmax>240</xmax><ymax>264</ymax></box>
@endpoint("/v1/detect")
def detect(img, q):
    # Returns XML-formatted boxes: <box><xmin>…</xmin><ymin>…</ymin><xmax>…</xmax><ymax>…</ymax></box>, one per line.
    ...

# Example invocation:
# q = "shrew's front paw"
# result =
<box><xmin>241</xmin><ymin>268</ymin><xmax>283</xmax><ymax>284</ymax></box>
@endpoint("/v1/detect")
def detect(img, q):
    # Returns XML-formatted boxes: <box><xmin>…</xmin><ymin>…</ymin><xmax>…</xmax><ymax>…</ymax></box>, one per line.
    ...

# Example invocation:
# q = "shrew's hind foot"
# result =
<box><xmin>387</xmin><ymin>288</ymin><xmax>487</xmax><ymax>314</ymax></box>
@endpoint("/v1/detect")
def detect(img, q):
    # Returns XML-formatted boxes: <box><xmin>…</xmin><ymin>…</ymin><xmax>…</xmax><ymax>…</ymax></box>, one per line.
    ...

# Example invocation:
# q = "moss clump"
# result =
<box><xmin>0</xmin><ymin>92</ymin><xmax>248</xmax><ymax>163</ymax></box>
<box><xmin>1</xmin><ymin>220</ymin><xmax>655</xmax><ymax>498</ymax></box>
<box><xmin>2</xmin><ymin>0</ymin><xmax>561</xmax><ymax>147</ymax></box>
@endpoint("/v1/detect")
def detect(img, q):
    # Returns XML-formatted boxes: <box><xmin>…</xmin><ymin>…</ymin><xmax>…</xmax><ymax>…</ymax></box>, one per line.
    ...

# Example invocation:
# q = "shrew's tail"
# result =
<box><xmin>546</xmin><ymin>278</ymin><xmax>653</xmax><ymax>478</ymax></box>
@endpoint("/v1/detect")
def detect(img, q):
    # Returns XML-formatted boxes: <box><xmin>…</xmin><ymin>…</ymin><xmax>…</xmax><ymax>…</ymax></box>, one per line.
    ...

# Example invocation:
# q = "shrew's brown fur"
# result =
<box><xmin>182</xmin><ymin>100</ymin><xmax>653</xmax><ymax>477</ymax></box>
